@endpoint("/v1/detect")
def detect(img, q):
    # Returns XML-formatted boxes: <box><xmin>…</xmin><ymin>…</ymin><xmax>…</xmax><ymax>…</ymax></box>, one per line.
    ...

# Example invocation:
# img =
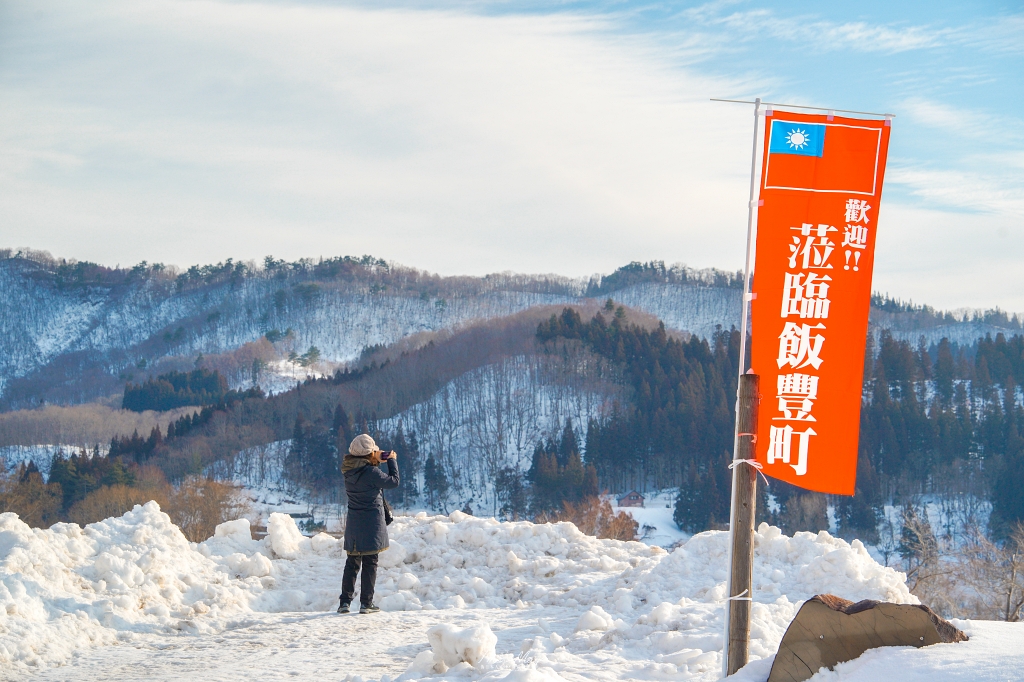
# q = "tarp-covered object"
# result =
<box><xmin>768</xmin><ymin>594</ymin><xmax>968</xmax><ymax>682</ymax></box>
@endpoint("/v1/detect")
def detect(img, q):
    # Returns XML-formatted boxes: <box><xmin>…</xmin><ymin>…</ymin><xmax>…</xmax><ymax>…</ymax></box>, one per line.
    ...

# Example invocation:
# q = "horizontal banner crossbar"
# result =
<box><xmin>710</xmin><ymin>98</ymin><xmax>894</xmax><ymax>119</ymax></box>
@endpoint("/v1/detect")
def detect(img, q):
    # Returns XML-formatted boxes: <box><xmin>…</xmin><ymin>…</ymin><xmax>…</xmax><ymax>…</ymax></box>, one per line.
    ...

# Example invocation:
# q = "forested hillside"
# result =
<box><xmin>2</xmin><ymin>247</ymin><xmax>1024</xmax><ymax>542</ymax></box>
<box><xmin>4</xmin><ymin>249</ymin><xmax>1019</xmax><ymax>411</ymax></box>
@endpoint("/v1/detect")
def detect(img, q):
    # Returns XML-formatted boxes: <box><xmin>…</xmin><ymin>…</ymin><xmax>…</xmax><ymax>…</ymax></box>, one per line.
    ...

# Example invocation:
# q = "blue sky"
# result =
<box><xmin>0</xmin><ymin>0</ymin><xmax>1021</xmax><ymax>310</ymax></box>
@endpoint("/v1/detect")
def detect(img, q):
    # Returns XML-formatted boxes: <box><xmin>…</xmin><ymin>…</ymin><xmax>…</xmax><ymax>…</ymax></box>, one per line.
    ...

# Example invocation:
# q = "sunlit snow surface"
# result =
<box><xmin>0</xmin><ymin>502</ymin><xmax>964</xmax><ymax>681</ymax></box>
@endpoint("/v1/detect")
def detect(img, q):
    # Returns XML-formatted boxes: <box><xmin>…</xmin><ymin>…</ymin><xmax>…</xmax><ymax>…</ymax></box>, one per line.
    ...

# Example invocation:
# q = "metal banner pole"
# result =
<box><xmin>720</xmin><ymin>95</ymin><xmax>762</xmax><ymax>677</ymax></box>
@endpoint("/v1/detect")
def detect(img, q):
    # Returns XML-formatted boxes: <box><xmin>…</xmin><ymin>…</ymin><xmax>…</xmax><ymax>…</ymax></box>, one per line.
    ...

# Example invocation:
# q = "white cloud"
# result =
<box><xmin>0</xmin><ymin>0</ymin><xmax>1020</xmax><ymax>313</ymax></box>
<box><xmin>960</xmin><ymin>13</ymin><xmax>1024</xmax><ymax>54</ymax></box>
<box><xmin>0</xmin><ymin>0</ymin><xmax>761</xmax><ymax>277</ymax></box>
<box><xmin>872</xmin><ymin>203</ymin><xmax>1024</xmax><ymax>313</ymax></box>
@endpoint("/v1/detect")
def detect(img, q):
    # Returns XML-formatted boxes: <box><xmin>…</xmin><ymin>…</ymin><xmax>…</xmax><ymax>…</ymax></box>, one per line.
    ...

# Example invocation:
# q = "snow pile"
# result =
<box><xmin>366</xmin><ymin>515</ymin><xmax>910</xmax><ymax>617</ymax></box>
<box><xmin>265</xmin><ymin>511</ymin><xmax>309</xmax><ymax>559</ymax></box>
<box><xmin>383</xmin><ymin>517</ymin><xmax>912</xmax><ymax>680</ymax></box>
<box><xmin>0</xmin><ymin>504</ymin><xmax>914</xmax><ymax>676</ymax></box>
<box><xmin>0</xmin><ymin>503</ymin><xmax>257</xmax><ymax>668</ymax></box>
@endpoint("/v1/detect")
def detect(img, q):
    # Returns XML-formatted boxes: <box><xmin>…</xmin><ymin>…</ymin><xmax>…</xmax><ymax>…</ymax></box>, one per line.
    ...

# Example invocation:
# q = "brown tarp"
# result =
<box><xmin>766</xmin><ymin>594</ymin><xmax>968</xmax><ymax>682</ymax></box>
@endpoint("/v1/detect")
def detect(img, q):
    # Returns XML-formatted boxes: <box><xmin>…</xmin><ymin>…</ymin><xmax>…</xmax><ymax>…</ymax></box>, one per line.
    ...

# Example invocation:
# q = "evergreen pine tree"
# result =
<box><xmin>306</xmin><ymin>424</ymin><xmax>338</xmax><ymax>491</ymax></box>
<box><xmin>47</xmin><ymin>451</ymin><xmax>78</xmax><ymax>512</ymax></box>
<box><xmin>424</xmin><ymin>455</ymin><xmax>450</xmax><ymax>513</ymax></box>
<box><xmin>286</xmin><ymin>415</ymin><xmax>309</xmax><ymax>483</ymax></box>
<box><xmin>332</xmin><ymin>404</ymin><xmax>354</xmax><ymax>453</ymax></box>
<box><xmin>563</xmin><ymin>451</ymin><xmax>585</xmax><ymax>501</ymax></box>
<box><xmin>674</xmin><ymin>461</ymin><xmax>703</xmax><ymax>532</ymax></box>
<box><xmin>495</xmin><ymin>466</ymin><xmax>527</xmax><ymax>520</ymax></box>
<box><xmin>558</xmin><ymin>419</ymin><xmax>579</xmax><ymax>467</ymax></box>
<box><xmin>582</xmin><ymin>465</ymin><xmax>599</xmax><ymax>499</ymax></box>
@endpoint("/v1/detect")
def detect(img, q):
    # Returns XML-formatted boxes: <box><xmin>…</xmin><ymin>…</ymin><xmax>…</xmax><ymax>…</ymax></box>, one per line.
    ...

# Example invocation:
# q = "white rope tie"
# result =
<box><xmin>726</xmin><ymin>588</ymin><xmax>752</xmax><ymax>602</ymax></box>
<box><xmin>728</xmin><ymin>458</ymin><xmax>769</xmax><ymax>487</ymax></box>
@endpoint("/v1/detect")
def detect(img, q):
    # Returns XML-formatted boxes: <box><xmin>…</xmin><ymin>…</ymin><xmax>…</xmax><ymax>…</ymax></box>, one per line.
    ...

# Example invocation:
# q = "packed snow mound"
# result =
<box><xmin>576</xmin><ymin>604</ymin><xmax>617</xmax><ymax>631</ymax></box>
<box><xmin>0</xmin><ymin>506</ymin><xmax>913</xmax><ymax>673</ymax></box>
<box><xmin>428</xmin><ymin>623</ymin><xmax>498</xmax><ymax>668</ymax></box>
<box><xmin>0</xmin><ymin>503</ymin><xmax>257</xmax><ymax>669</ymax></box>
<box><xmin>266</xmin><ymin>511</ymin><xmax>309</xmax><ymax>559</ymax></box>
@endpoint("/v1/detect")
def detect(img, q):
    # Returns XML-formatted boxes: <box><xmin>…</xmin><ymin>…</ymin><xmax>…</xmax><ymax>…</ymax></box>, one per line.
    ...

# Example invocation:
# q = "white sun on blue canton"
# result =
<box><xmin>785</xmin><ymin>128</ymin><xmax>810</xmax><ymax>150</ymax></box>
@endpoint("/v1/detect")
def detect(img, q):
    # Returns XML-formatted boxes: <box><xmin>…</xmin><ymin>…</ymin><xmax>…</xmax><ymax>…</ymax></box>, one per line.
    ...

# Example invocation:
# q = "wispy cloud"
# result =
<box><xmin>677</xmin><ymin>2</ymin><xmax>1024</xmax><ymax>59</ymax></box>
<box><xmin>680</xmin><ymin>3</ymin><xmax>953</xmax><ymax>54</ymax></box>
<box><xmin>899</xmin><ymin>97</ymin><xmax>1023</xmax><ymax>142</ymax></box>
<box><xmin>888</xmin><ymin>164</ymin><xmax>1024</xmax><ymax>217</ymax></box>
<box><xmin>887</xmin><ymin>97</ymin><xmax>1024</xmax><ymax>216</ymax></box>
<box><xmin>959</xmin><ymin>13</ymin><xmax>1024</xmax><ymax>54</ymax></box>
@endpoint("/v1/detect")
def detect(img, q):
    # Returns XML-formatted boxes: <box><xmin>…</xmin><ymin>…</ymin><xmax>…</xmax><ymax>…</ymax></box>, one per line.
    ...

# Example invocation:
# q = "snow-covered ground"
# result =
<box><xmin>0</xmin><ymin>444</ymin><xmax>57</xmax><ymax>475</ymax></box>
<box><xmin>6</xmin><ymin>501</ymin><xmax>1013</xmax><ymax>681</ymax></box>
<box><xmin>0</xmin><ymin>444</ymin><xmax>104</xmax><ymax>478</ymax></box>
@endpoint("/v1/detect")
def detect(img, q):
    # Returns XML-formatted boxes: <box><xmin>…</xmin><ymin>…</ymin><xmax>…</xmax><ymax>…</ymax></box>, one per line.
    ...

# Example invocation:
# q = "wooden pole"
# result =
<box><xmin>727</xmin><ymin>372</ymin><xmax>760</xmax><ymax>676</ymax></box>
<box><xmin>714</xmin><ymin>94</ymin><xmax>762</xmax><ymax>678</ymax></box>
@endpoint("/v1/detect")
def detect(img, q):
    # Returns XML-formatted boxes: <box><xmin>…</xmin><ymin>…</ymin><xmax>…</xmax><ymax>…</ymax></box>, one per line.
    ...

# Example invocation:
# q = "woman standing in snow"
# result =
<box><xmin>338</xmin><ymin>433</ymin><xmax>400</xmax><ymax>614</ymax></box>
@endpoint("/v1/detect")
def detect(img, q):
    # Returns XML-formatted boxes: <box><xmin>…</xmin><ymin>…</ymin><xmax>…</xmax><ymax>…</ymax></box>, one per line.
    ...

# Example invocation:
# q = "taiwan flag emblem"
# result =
<box><xmin>763</xmin><ymin>115</ymin><xmax>883</xmax><ymax>195</ymax></box>
<box><xmin>769</xmin><ymin>121</ymin><xmax>826</xmax><ymax>157</ymax></box>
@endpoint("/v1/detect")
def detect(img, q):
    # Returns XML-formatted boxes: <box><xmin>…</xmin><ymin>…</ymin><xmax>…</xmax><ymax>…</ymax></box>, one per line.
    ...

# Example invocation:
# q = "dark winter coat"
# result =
<box><xmin>342</xmin><ymin>456</ymin><xmax>400</xmax><ymax>555</ymax></box>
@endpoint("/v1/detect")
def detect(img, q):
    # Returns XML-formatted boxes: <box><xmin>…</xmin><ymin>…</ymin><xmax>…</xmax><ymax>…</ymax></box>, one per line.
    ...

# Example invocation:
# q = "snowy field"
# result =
<box><xmin>613</xmin><ymin>490</ymin><xmax>689</xmax><ymax>548</ymax></box>
<box><xmin>1</xmin><ymin>504</ymin><xmax>1021</xmax><ymax>681</ymax></box>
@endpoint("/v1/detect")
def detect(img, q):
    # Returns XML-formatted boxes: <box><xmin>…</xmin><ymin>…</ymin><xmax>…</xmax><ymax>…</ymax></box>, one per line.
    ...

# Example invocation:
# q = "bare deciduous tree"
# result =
<box><xmin>536</xmin><ymin>497</ymin><xmax>638</xmax><ymax>541</ymax></box>
<box><xmin>960</xmin><ymin>523</ymin><xmax>1024</xmax><ymax>622</ymax></box>
<box><xmin>68</xmin><ymin>484</ymin><xmax>166</xmax><ymax>526</ymax></box>
<box><xmin>164</xmin><ymin>477</ymin><xmax>252</xmax><ymax>542</ymax></box>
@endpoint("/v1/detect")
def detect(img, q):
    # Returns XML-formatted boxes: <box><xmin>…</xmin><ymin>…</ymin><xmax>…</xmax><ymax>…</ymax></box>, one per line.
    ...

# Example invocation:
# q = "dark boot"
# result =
<box><xmin>337</xmin><ymin>597</ymin><xmax>350</xmax><ymax>614</ymax></box>
<box><xmin>359</xmin><ymin>604</ymin><xmax>380</xmax><ymax>614</ymax></box>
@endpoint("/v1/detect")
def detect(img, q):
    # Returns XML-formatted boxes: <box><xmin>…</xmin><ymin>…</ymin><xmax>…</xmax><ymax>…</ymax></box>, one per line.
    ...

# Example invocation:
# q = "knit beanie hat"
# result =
<box><xmin>348</xmin><ymin>434</ymin><xmax>379</xmax><ymax>457</ymax></box>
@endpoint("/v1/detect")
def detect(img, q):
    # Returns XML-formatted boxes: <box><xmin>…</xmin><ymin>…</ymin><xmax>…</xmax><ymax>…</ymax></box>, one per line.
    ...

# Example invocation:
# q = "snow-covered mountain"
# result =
<box><xmin>0</xmin><ymin>255</ymin><xmax>739</xmax><ymax>406</ymax></box>
<box><xmin>2</xmin><ymin>252</ymin><xmax>1020</xmax><ymax>409</ymax></box>
<box><xmin>0</xmin><ymin>256</ymin><xmax>577</xmax><ymax>405</ymax></box>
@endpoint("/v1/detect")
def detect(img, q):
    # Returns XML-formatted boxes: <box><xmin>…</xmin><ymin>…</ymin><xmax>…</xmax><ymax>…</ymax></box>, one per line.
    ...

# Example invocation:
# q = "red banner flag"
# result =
<box><xmin>750</xmin><ymin>111</ymin><xmax>892</xmax><ymax>495</ymax></box>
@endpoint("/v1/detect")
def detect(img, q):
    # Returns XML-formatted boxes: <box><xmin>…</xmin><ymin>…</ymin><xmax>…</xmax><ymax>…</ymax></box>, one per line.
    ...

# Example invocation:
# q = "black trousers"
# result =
<box><xmin>341</xmin><ymin>553</ymin><xmax>379</xmax><ymax>607</ymax></box>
